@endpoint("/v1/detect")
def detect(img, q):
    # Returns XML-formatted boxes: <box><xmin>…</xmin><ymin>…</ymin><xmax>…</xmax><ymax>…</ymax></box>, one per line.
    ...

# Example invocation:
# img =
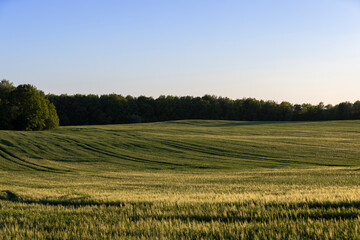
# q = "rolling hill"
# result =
<box><xmin>1</xmin><ymin>120</ymin><xmax>360</xmax><ymax>172</ymax></box>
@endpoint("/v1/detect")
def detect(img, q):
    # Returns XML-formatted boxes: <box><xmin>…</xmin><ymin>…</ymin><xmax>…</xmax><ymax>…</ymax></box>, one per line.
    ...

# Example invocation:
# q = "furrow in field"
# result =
<box><xmin>156</xmin><ymin>139</ymin><xmax>305</xmax><ymax>166</ymax></box>
<box><xmin>0</xmin><ymin>144</ymin><xmax>65</xmax><ymax>172</ymax></box>
<box><xmin>54</xmin><ymin>136</ymin><xmax>198</xmax><ymax>168</ymax></box>
<box><xmin>0</xmin><ymin>148</ymin><xmax>47</xmax><ymax>171</ymax></box>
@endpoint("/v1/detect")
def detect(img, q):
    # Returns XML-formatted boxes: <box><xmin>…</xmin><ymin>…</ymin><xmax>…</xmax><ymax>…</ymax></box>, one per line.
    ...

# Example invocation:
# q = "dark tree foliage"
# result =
<box><xmin>47</xmin><ymin>93</ymin><xmax>360</xmax><ymax>126</ymax></box>
<box><xmin>0</xmin><ymin>80</ymin><xmax>59</xmax><ymax>130</ymax></box>
<box><xmin>0</xmin><ymin>80</ymin><xmax>16</xmax><ymax>129</ymax></box>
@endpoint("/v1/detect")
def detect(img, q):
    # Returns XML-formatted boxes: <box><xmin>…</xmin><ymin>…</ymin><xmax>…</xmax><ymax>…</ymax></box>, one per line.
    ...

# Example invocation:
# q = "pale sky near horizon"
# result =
<box><xmin>0</xmin><ymin>0</ymin><xmax>359</xmax><ymax>105</ymax></box>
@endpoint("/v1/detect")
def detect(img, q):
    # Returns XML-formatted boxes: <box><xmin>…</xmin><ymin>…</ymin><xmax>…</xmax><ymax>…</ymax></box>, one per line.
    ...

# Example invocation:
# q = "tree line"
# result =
<box><xmin>47</xmin><ymin>94</ymin><xmax>360</xmax><ymax>126</ymax></box>
<box><xmin>0</xmin><ymin>80</ymin><xmax>59</xmax><ymax>130</ymax></box>
<box><xmin>2</xmin><ymin>80</ymin><xmax>359</xmax><ymax>129</ymax></box>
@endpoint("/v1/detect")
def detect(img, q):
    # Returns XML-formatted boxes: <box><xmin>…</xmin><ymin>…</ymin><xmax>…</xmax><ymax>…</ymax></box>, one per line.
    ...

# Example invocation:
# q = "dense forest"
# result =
<box><xmin>2</xmin><ymin>79</ymin><xmax>359</xmax><ymax>129</ymax></box>
<box><xmin>48</xmin><ymin>94</ymin><xmax>360</xmax><ymax>126</ymax></box>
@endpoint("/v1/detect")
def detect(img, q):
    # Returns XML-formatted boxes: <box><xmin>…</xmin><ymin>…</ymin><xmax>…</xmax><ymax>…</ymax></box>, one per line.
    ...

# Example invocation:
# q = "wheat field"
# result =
<box><xmin>1</xmin><ymin>120</ymin><xmax>360</xmax><ymax>239</ymax></box>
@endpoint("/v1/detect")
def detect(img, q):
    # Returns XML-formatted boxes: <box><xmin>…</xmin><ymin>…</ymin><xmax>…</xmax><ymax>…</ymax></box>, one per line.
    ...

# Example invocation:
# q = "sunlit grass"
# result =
<box><xmin>1</xmin><ymin>120</ymin><xmax>360</xmax><ymax>239</ymax></box>
<box><xmin>1</xmin><ymin>168</ymin><xmax>360</xmax><ymax>239</ymax></box>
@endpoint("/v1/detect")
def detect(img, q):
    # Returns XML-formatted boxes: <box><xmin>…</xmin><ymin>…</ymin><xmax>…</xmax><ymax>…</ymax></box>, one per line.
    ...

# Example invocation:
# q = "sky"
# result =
<box><xmin>0</xmin><ymin>0</ymin><xmax>359</xmax><ymax>104</ymax></box>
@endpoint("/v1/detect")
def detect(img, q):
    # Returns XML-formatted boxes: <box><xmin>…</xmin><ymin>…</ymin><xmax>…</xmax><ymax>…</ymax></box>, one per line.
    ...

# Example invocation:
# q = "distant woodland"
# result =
<box><xmin>48</xmin><ymin>94</ymin><xmax>360</xmax><ymax>126</ymax></box>
<box><xmin>1</xmin><ymin>80</ymin><xmax>359</xmax><ymax>130</ymax></box>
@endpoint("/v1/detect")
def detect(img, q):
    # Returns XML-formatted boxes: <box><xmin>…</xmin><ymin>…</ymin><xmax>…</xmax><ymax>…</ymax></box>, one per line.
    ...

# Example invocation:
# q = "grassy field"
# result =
<box><xmin>1</xmin><ymin>120</ymin><xmax>360</xmax><ymax>239</ymax></box>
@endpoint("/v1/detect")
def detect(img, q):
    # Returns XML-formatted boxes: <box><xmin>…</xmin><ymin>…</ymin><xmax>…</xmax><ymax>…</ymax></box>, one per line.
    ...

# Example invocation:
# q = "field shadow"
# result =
<box><xmin>0</xmin><ymin>140</ymin><xmax>14</xmax><ymax>147</ymax></box>
<box><xmin>0</xmin><ymin>190</ymin><xmax>21</xmax><ymax>201</ymax></box>
<box><xmin>0</xmin><ymin>190</ymin><xmax>96</xmax><ymax>207</ymax></box>
<box><xmin>1</xmin><ymin>190</ymin><xmax>360</xmax><ymax>210</ymax></box>
<box><xmin>1</xmin><ymin>190</ymin><xmax>359</xmax><ymax>223</ymax></box>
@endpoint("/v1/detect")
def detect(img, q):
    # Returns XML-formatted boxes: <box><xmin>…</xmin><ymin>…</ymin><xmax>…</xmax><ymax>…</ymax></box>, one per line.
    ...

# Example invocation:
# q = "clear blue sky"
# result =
<box><xmin>1</xmin><ymin>0</ymin><xmax>359</xmax><ymax>104</ymax></box>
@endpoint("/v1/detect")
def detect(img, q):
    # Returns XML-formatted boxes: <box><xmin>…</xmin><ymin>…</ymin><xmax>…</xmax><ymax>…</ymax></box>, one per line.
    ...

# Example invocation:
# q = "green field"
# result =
<box><xmin>1</xmin><ymin>120</ymin><xmax>360</xmax><ymax>239</ymax></box>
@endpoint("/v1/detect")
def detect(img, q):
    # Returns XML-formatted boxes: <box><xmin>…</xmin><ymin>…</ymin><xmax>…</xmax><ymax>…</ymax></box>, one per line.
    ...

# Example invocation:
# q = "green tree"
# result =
<box><xmin>337</xmin><ymin>102</ymin><xmax>352</xmax><ymax>120</ymax></box>
<box><xmin>0</xmin><ymin>80</ymin><xmax>16</xmax><ymax>129</ymax></box>
<box><xmin>353</xmin><ymin>101</ymin><xmax>360</xmax><ymax>119</ymax></box>
<box><xmin>279</xmin><ymin>101</ymin><xmax>293</xmax><ymax>121</ymax></box>
<box><xmin>9</xmin><ymin>84</ymin><xmax>59</xmax><ymax>130</ymax></box>
<box><xmin>44</xmin><ymin>100</ymin><xmax>60</xmax><ymax>130</ymax></box>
